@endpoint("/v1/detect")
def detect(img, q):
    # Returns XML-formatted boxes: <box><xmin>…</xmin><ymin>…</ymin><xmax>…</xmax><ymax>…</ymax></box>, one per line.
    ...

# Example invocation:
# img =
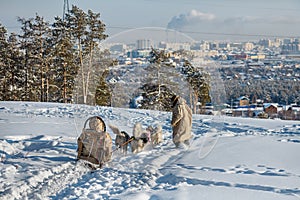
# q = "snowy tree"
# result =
<box><xmin>5</xmin><ymin>33</ymin><xmax>23</xmax><ymax>100</ymax></box>
<box><xmin>0</xmin><ymin>6</ymin><xmax>110</xmax><ymax>104</ymax></box>
<box><xmin>181</xmin><ymin>60</ymin><xmax>211</xmax><ymax>113</ymax></box>
<box><xmin>65</xmin><ymin>6</ymin><xmax>108</xmax><ymax>104</ymax></box>
<box><xmin>64</xmin><ymin>5</ymin><xmax>88</xmax><ymax>103</ymax></box>
<box><xmin>17</xmin><ymin>14</ymin><xmax>52</xmax><ymax>101</ymax></box>
<box><xmin>95</xmin><ymin>69</ymin><xmax>111</xmax><ymax>106</ymax></box>
<box><xmin>92</xmin><ymin>49</ymin><xmax>115</xmax><ymax>105</ymax></box>
<box><xmin>141</xmin><ymin>48</ymin><xmax>183</xmax><ymax>110</ymax></box>
<box><xmin>146</xmin><ymin>48</ymin><xmax>211</xmax><ymax>113</ymax></box>
<box><xmin>52</xmin><ymin>16</ymin><xmax>78</xmax><ymax>103</ymax></box>
<box><xmin>138</xmin><ymin>83</ymin><xmax>175</xmax><ymax>111</ymax></box>
<box><xmin>0</xmin><ymin>24</ymin><xmax>9</xmax><ymax>100</ymax></box>
<box><xmin>122</xmin><ymin>47</ymin><xmax>210</xmax><ymax>112</ymax></box>
<box><xmin>0</xmin><ymin>25</ymin><xmax>23</xmax><ymax>101</ymax></box>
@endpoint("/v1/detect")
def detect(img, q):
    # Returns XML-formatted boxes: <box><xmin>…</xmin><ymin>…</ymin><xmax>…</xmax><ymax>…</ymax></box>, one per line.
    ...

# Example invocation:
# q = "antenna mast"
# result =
<box><xmin>63</xmin><ymin>0</ymin><xmax>70</xmax><ymax>21</ymax></box>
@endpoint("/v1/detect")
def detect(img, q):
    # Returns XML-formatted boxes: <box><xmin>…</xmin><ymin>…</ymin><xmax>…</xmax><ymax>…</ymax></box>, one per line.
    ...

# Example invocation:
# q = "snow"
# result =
<box><xmin>0</xmin><ymin>101</ymin><xmax>300</xmax><ymax>200</ymax></box>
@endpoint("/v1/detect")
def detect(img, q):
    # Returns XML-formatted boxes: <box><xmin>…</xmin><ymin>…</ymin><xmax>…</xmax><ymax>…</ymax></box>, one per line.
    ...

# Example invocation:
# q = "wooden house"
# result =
<box><xmin>264</xmin><ymin>103</ymin><xmax>278</xmax><ymax>119</ymax></box>
<box><xmin>236</xmin><ymin>96</ymin><xmax>249</xmax><ymax>106</ymax></box>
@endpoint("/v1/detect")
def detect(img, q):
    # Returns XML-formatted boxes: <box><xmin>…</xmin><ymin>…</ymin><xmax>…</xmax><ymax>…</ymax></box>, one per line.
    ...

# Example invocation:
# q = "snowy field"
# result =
<box><xmin>0</xmin><ymin>101</ymin><xmax>300</xmax><ymax>200</ymax></box>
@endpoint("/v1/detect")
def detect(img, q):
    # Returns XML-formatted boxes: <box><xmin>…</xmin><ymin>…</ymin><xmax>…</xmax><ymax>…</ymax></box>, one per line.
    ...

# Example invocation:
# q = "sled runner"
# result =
<box><xmin>77</xmin><ymin>116</ymin><xmax>112</xmax><ymax>168</ymax></box>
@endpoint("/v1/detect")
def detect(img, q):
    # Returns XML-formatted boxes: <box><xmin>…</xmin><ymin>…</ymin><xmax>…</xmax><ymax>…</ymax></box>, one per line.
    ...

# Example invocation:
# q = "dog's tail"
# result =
<box><xmin>133</xmin><ymin>122</ymin><xmax>143</xmax><ymax>138</ymax></box>
<box><xmin>108</xmin><ymin>124</ymin><xmax>125</xmax><ymax>137</ymax></box>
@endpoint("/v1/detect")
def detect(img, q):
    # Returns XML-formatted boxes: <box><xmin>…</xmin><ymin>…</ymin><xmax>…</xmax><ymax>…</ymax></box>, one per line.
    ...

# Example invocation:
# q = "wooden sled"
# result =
<box><xmin>77</xmin><ymin>116</ymin><xmax>112</xmax><ymax>168</ymax></box>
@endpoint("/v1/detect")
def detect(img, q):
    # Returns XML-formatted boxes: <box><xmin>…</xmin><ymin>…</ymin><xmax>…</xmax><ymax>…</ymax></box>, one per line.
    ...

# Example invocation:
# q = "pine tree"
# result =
<box><xmin>139</xmin><ymin>83</ymin><xmax>175</xmax><ymax>111</ymax></box>
<box><xmin>5</xmin><ymin>33</ymin><xmax>23</xmax><ymax>100</ymax></box>
<box><xmin>0</xmin><ymin>24</ymin><xmax>9</xmax><ymax>100</ymax></box>
<box><xmin>134</xmin><ymin>48</ymin><xmax>189</xmax><ymax>111</ymax></box>
<box><xmin>95</xmin><ymin>69</ymin><xmax>111</xmax><ymax>106</ymax></box>
<box><xmin>0</xmin><ymin>6</ymin><xmax>110</xmax><ymax>104</ymax></box>
<box><xmin>64</xmin><ymin>5</ymin><xmax>88</xmax><ymax>103</ymax></box>
<box><xmin>0</xmin><ymin>25</ymin><xmax>25</xmax><ymax>101</ymax></box>
<box><xmin>81</xmin><ymin>10</ymin><xmax>108</xmax><ymax>105</ymax></box>
<box><xmin>65</xmin><ymin>6</ymin><xmax>108</xmax><ymax>104</ymax></box>
<box><xmin>52</xmin><ymin>16</ymin><xmax>78</xmax><ymax>103</ymax></box>
<box><xmin>17</xmin><ymin>14</ymin><xmax>52</xmax><ymax>101</ymax></box>
<box><xmin>138</xmin><ymin>47</ymin><xmax>211</xmax><ymax>113</ymax></box>
<box><xmin>181</xmin><ymin>60</ymin><xmax>211</xmax><ymax>113</ymax></box>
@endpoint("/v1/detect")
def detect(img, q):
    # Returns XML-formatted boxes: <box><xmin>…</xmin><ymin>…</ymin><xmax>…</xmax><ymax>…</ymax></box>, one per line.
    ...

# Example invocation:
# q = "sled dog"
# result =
<box><xmin>109</xmin><ymin>122</ymin><xmax>163</xmax><ymax>154</ymax></box>
<box><xmin>131</xmin><ymin>123</ymin><xmax>163</xmax><ymax>153</ymax></box>
<box><xmin>130</xmin><ymin>122</ymin><xmax>150</xmax><ymax>153</ymax></box>
<box><xmin>109</xmin><ymin>124</ymin><xmax>131</xmax><ymax>155</ymax></box>
<box><xmin>147</xmin><ymin>125</ymin><xmax>163</xmax><ymax>145</ymax></box>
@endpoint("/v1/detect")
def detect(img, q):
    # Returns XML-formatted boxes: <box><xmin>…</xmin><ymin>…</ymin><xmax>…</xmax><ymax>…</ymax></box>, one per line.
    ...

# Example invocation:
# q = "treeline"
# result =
<box><xmin>220</xmin><ymin>67</ymin><xmax>300</xmax><ymax>105</ymax></box>
<box><xmin>0</xmin><ymin>6</ymin><xmax>211</xmax><ymax>110</ymax></box>
<box><xmin>0</xmin><ymin>5</ymin><xmax>111</xmax><ymax>104</ymax></box>
<box><xmin>224</xmin><ymin>79</ymin><xmax>300</xmax><ymax>105</ymax></box>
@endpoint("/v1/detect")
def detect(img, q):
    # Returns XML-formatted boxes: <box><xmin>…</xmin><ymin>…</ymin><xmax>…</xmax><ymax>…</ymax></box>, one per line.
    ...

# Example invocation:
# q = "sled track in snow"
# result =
<box><xmin>27</xmin><ymin>162</ymin><xmax>89</xmax><ymax>199</ymax></box>
<box><xmin>1</xmin><ymin>161</ymin><xmax>89</xmax><ymax>200</ymax></box>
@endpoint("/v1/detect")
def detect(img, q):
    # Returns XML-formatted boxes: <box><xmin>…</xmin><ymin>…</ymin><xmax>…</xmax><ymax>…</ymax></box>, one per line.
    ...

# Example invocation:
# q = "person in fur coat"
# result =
<box><xmin>171</xmin><ymin>95</ymin><xmax>192</xmax><ymax>147</ymax></box>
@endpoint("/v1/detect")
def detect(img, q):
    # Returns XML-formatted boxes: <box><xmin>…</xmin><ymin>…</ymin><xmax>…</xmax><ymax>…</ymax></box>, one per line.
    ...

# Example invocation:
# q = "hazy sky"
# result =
<box><xmin>1</xmin><ymin>0</ymin><xmax>300</xmax><ymax>41</ymax></box>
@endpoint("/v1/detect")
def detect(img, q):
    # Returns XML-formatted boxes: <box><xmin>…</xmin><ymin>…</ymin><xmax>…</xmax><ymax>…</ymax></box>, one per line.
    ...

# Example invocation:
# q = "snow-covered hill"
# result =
<box><xmin>0</xmin><ymin>101</ymin><xmax>299</xmax><ymax>200</ymax></box>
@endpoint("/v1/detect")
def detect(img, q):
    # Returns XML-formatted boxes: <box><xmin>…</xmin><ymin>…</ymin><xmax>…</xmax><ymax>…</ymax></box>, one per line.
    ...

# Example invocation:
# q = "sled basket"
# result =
<box><xmin>77</xmin><ymin>116</ymin><xmax>112</xmax><ymax>166</ymax></box>
<box><xmin>83</xmin><ymin>116</ymin><xmax>106</xmax><ymax>132</ymax></box>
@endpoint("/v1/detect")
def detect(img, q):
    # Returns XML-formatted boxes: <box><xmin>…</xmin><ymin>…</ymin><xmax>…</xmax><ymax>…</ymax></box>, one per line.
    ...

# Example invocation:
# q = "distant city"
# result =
<box><xmin>105</xmin><ymin>37</ymin><xmax>300</xmax><ymax>62</ymax></box>
<box><xmin>104</xmin><ymin>37</ymin><xmax>300</xmax><ymax>120</ymax></box>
